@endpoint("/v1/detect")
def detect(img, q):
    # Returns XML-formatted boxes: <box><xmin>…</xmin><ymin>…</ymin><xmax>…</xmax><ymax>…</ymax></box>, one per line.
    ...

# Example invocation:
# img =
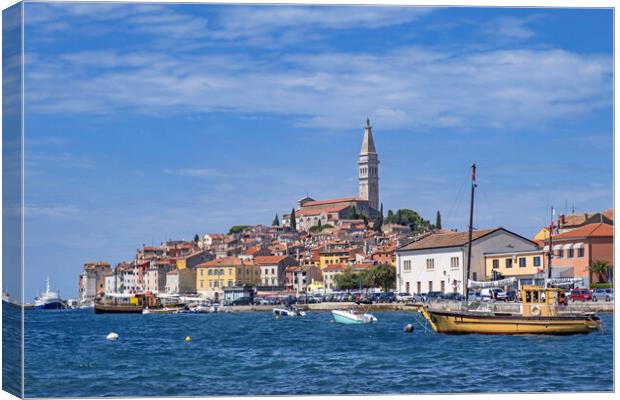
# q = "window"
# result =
<box><xmin>568</xmin><ymin>248</ymin><xmax>574</xmax><ymax>258</ymax></box>
<box><xmin>450</xmin><ymin>257</ymin><xmax>459</xmax><ymax>269</ymax></box>
<box><xmin>519</xmin><ymin>257</ymin><xmax>526</xmax><ymax>268</ymax></box>
<box><xmin>578</xmin><ymin>248</ymin><xmax>585</xmax><ymax>257</ymax></box>
<box><xmin>558</xmin><ymin>249</ymin><xmax>563</xmax><ymax>258</ymax></box>
<box><xmin>228</xmin><ymin>268</ymin><xmax>232</xmax><ymax>275</ymax></box>
<box><xmin>208</xmin><ymin>269</ymin><xmax>212</xmax><ymax>276</ymax></box>
<box><xmin>271</xmin><ymin>268</ymin><xmax>275</xmax><ymax>275</ymax></box>
<box><xmin>417</xmin><ymin>281</ymin><xmax>421</xmax><ymax>294</ymax></box>
<box><xmin>533</xmin><ymin>256</ymin><xmax>541</xmax><ymax>267</ymax></box>
<box><xmin>403</xmin><ymin>260</ymin><xmax>412</xmax><ymax>272</ymax></box>
<box><xmin>492</xmin><ymin>259</ymin><xmax>499</xmax><ymax>269</ymax></box>
<box><xmin>505</xmin><ymin>258</ymin><xmax>513</xmax><ymax>268</ymax></box>
<box><xmin>472</xmin><ymin>272</ymin><xmax>477</xmax><ymax>281</ymax></box>
<box><xmin>440</xmin><ymin>280</ymin><xmax>445</xmax><ymax>292</ymax></box>
<box><xmin>428</xmin><ymin>281</ymin><xmax>433</xmax><ymax>292</ymax></box>
<box><xmin>228</xmin><ymin>280</ymin><xmax>233</xmax><ymax>288</ymax></box>
<box><xmin>405</xmin><ymin>282</ymin><xmax>410</xmax><ymax>293</ymax></box>
<box><xmin>426</xmin><ymin>258</ymin><xmax>435</xmax><ymax>270</ymax></box>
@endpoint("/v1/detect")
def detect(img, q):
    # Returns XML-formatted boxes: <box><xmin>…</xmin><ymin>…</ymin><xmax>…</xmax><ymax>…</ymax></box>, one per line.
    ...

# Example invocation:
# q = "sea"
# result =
<box><xmin>4</xmin><ymin>307</ymin><xmax>614</xmax><ymax>397</ymax></box>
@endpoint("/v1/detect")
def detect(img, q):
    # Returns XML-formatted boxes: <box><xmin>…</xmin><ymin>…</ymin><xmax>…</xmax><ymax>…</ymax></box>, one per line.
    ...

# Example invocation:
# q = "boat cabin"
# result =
<box><xmin>520</xmin><ymin>285</ymin><xmax>565</xmax><ymax>317</ymax></box>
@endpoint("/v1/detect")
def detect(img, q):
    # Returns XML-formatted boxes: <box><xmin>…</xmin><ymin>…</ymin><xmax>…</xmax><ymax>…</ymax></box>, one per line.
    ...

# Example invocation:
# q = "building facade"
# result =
<box><xmin>396</xmin><ymin>228</ymin><xmax>539</xmax><ymax>295</ymax></box>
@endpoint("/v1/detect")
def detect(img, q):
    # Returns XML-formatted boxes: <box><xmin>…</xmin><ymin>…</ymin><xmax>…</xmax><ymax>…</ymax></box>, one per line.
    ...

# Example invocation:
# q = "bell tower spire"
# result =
<box><xmin>358</xmin><ymin>118</ymin><xmax>379</xmax><ymax>210</ymax></box>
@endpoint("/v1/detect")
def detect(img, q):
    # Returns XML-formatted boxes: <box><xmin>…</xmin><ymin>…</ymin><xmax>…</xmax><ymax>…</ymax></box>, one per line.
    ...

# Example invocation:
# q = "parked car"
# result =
<box><xmin>423</xmin><ymin>291</ymin><xmax>444</xmax><ymax>302</ymax></box>
<box><xmin>396</xmin><ymin>292</ymin><xmax>415</xmax><ymax>302</ymax></box>
<box><xmin>441</xmin><ymin>292</ymin><xmax>463</xmax><ymax>301</ymax></box>
<box><xmin>480</xmin><ymin>288</ymin><xmax>507</xmax><ymax>302</ymax></box>
<box><xmin>467</xmin><ymin>291</ymin><xmax>482</xmax><ymax>302</ymax></box>
<box><xmin>569</xmin><ymin>289</ymin><xmax>593</xmax><ymax>302</ymax></box>
<box><xmin>505</xmin><ymin>289</ymin><xmax>518</xmax><ymax>302</ymax></box>
<box><xmin>592</xmin><ymin>288</ymin><xmax>613</xmax><ymax>302</ymax></box>
<box><xmin>231</xmin><ymin>296</ymin><xmax>253</xmax><ymax>306</ymax></box>
<box><xmin>377</xmin><ymin>292</ymin><xmax>397</xmax><ymax>303</ymax></box>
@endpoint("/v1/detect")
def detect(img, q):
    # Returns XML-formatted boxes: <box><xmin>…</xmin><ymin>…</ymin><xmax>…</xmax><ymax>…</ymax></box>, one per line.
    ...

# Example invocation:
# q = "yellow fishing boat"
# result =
<box><xmin>419</xmin><ymin>285</ymin><xmax>601</xmax><ymax>335</ymax></box>
<box><xmin>418</xmin><ymin>164</ymin><xmax>601</xmax><ymax>335</ymax></box>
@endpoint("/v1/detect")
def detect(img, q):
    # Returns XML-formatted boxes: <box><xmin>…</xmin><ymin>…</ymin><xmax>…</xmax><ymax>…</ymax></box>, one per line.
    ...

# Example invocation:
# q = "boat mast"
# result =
<box><xmin>464</xmin><ymin>163</ymin><xmax>476</xmax><ymax>304</ymax></box>
<box><xmin>547</xmin><ymin>206</ymin><xmax>555</xmax><ymax>286</ymax></box>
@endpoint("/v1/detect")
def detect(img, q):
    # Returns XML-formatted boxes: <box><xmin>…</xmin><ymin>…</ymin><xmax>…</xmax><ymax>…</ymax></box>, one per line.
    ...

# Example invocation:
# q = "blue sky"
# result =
<box><xmin>20</xmin><ymin>3</ymin><xmax>612</xmax><ymax>299</ymax></box>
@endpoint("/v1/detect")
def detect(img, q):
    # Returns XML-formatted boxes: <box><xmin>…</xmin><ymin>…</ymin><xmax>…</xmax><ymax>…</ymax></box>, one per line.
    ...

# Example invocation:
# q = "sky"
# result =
<box><xmin>17</xmin><ymin>2</ymin><xmax>612</xmax><ymax>300</ymax></box>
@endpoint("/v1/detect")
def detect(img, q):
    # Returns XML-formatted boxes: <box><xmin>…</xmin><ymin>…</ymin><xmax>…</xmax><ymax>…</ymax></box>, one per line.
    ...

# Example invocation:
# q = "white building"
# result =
<box><xmin>144</xmin><ymin>264</ymin><xmax>172</xmax><ymax>294</ymax></box>
<box><xmin>395</xmin><ymin>228</ymin><xmax>539</xmax><ymax>295</ymax></box>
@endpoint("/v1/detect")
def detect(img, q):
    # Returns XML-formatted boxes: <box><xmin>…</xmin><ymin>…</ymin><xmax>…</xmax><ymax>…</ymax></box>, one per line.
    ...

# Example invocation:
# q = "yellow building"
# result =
<box><xmin>532</xmin><ymin>227</ymin><xmax>550</xmax><ymax>244</ymax></box>
<box><xmin>484</xmin><ymin>250</ymin><xmax>547</xmax><ymax>286</ymax></box>
<box><xmin>306</xmin><ymin>279</ymin><xmax>325</xmax><ymax>293</ymax></box>
<box><xmin>319</xmin><ymin>249</ymin><xmax>349</xmax><ymax>269</ymax></box>
<box><xmin>195</xmin><ymin>257</ymin><xmax>260</xmax><ymax>297</ymax></box>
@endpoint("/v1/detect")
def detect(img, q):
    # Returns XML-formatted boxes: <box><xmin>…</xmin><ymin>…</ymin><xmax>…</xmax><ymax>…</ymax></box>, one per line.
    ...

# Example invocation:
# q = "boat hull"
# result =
<box><xmin>33</xmin><ymin>301</ymin><xmax>66</xmax><ymax>310</ymax></box>
<box><xmin>94</xmin><ymin>303</ymin><xmax>144</xmax><ymax>314</ymax></box>
<box><xmin>419</xmin><ymin>307</ymin><xmax>601</xmax><ymax>335</ymax></box>
<box><xmin>332</xmin><ymin>310</ymin><xmax>377</xmax><ymax>324</ymax></box>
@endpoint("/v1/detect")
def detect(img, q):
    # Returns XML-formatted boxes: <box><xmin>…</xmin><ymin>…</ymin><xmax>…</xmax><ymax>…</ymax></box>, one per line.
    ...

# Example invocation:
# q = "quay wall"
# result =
<box><xmin>227</xmin><ymin>301</ymin><xmax>614</xmax><ymax>313</ymax></box>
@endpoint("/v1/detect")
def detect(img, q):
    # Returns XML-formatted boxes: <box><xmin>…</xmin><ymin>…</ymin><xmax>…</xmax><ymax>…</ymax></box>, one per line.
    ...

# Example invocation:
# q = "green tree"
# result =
<box><xmin>290</xmin><ymin>208</ymin><xmax>297</xmax><ymax>231</ymax></box>
<box><xmin>384</xmin><ymin>209</ymin><xmax>431</xmax><ymax>234</ymax></box>
<box><xmin>435</xmin><ymin>210</ymin><xmax>442</xmax><ymax>230</ymax></box>
<box><xmin>193</xmin><ymin>234</ymin><xmax>200</xmax><ymax>243</ymax></box>
<box><xmin>272</xmin><ymin>214</ymin><xmax>280</xmax><ymax>226</ymax></box>
<box><xmin>228</xmin><ymin>225</ymin><xmax>251</xmax><ymax>234</ymax></box>
<box><xmin>589</xmin><ymin>260</ymin><xmax>612</xmax><ymax>283</ymax></box>
<box><xmin>371</xmin><ymin>263</ymin><xmax>397</xmax><ymax>292</ymax></box>
<box><xmin>309</xmin><ymin>223</ymin><xmax>333</xmax><ymax>233</ymax></box>
<box><xmin>334</xmin><ymin>268</ymin><xmax>360</xmax><ymax>290</ymax></box>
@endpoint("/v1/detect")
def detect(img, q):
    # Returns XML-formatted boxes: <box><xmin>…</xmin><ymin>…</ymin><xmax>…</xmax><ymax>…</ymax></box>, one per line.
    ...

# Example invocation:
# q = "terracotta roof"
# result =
<box><xmin>196</xmin><ymin>256</ymin><xmax>254</xmax><ymax>268</ymax></box>
<box><xmin>301</xmin><ymin>197</ymin><xmax>361</xmax><ymax>207</ymax></box>
<box><xmin>398</xmin><ymin>228</ymin><xmax>501</xmax><ymax>251</ymax></box>
<box><xmin>324</xmin><ymin>264</ymin><xmax>348</xmax><ymax>271</ymax></box>
<box><xmin>351</xmin><ymin>263</ymin><xmax>374</xmax><ymax>270</ymax></box>
<box><xmin>294</xmin><ymin>204</ymin><xmax>351</xmax><ymax>217</ymax></box>
<box><xmin>553</xmin><ymin>223</ymin><xmax>613</xmax><ymax>240</ymax></box>
<box><xmin>254</xmin><ymin>255</ymin><xmax>290</xmax><ymax>265</ymax></box>
<box><xmin>602</xmin><ymin>208</ymin><xmax>614</xmax><ymax>221</ymax></box>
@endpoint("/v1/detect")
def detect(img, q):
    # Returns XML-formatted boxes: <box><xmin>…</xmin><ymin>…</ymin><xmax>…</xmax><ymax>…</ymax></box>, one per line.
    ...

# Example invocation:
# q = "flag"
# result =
<box><xmin>550</xmin><ymin>206</ymin><xmax>555</xmax><ymax>233</ymax></box>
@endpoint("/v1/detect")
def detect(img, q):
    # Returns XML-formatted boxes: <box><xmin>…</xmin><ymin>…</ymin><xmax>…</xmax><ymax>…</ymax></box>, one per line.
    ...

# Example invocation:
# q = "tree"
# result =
<box><xmin>334</xmin><ymin>268</ymin><xmax>360</xmax><ymax>290</ymax></box>
<box><xmin>371</xmin><ymin>263</ymin><xmax>396</xmax><ymax>292</ymax></box>
<box><xmin>290</xmin><ymin>208</ymin><xmax>297</xmax><ymax>231</ymax></box>
<box><xmin>309</xmin><ymin>223</ymin><xmax>333</xmax><ymax>233</ymax></box>
<box><xmin>435</xmin><ymin>210</ymin><xmax>442</xmax><ymax>230</ymax></box>
<box><xmin>228</xmin><ymin>225</ymin><xmax>251</xmax><ymax>234</ymax></box>
<box><xmin>193</xmin><ymin>234</ymin><xmax>200</xmax><ymax>243</ymax></box>
<box><xmin>384</xmin><ymin>209</ymin><xmax>432</xmax><ymax>234</ymax></box>
<box><xmin>589</xmin><ymin>260</ymin><xmax>611</xmax><ymax>283</ymax></box>
<box><xmin>272</xmin><ymin>214</ymin><xmax>280</xmax><ymax>227</ymax></box>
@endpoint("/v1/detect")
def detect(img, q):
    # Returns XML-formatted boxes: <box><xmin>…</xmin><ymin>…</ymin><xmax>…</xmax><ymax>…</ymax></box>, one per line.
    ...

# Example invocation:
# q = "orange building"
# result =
<box><xmin>543</xmin><ymin>223</ymin><xmax>613</xmax><ymax>286</ymax></box>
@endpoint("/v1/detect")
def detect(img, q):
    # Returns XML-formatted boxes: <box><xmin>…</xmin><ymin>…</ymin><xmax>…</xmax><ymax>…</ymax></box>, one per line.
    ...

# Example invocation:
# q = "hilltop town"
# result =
<box><xmin>78</xmin><ymin>120</ymin><xmax>614</xmax><ymax>306</ymax></box>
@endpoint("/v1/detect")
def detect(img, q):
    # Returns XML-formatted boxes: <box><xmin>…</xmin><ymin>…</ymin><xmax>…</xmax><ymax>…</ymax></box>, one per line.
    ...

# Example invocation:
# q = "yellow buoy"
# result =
<box><xmin>185</xmin><ymin>336</ymin><xmax>191</xmax><ymax>343</ymax></box>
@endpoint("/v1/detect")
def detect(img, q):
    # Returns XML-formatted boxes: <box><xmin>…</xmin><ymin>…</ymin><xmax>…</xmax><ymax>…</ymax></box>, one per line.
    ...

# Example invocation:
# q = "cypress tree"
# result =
<box><xmin>272</xmin><ymin>214</ymin><xmax>280</xmax><ymax>226</ymax></box>
<box><xmin>290</xmin><ymin>208</ymin><xmax>297</xmax><ymax>231</ymax></box>
<box><xmin>435</xmin><ymin>211</ymin><xmax>442</xmax><ymax>229</ymax></box>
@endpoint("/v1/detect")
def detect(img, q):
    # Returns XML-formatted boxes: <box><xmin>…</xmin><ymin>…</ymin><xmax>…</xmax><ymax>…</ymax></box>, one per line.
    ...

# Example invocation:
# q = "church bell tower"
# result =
<box><xmin>358</xmin><ymin>118</ymin><xmax>379</xmax><ymax>210</ymax></box>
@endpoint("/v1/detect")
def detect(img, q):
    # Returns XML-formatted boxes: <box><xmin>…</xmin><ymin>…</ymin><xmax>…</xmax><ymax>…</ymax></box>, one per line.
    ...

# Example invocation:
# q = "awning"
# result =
<box><xmin>543</xmin><ymin>245</ymin><xmax>549</xmax><ymax>252</ymax></box>
<box><xmin>563</xmin><ymin>243</ymin><xmax>574</xmax><ymax>250</ymax></box>
<box><xmin>573</xmin><ymin>242</ymin><xmax>584</xmax><ymax>249</ymax></box>
<box><xmin>552</xmin><ymin>244</ymin><xmax>562</xmax><ymax>251</ymax></box>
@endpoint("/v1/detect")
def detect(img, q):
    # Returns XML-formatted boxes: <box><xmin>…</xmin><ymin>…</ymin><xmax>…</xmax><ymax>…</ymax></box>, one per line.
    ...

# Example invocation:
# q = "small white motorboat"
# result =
<box><xmin>332</xmin><ymin>309</ymin><xmax>377</xmax><ymax>324</ymax></box>
<box><xmin>273</xmin><ymin>307</ymin><xmax>306</xmax><ymax>317</ymax></box>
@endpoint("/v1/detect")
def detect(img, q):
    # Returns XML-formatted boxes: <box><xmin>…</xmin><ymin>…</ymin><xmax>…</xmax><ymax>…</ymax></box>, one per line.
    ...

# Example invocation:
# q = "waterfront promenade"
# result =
<box><xmin>226</xmin><ymin>301</ymin><xmax>614</xmax><ymax>313</ymax></box>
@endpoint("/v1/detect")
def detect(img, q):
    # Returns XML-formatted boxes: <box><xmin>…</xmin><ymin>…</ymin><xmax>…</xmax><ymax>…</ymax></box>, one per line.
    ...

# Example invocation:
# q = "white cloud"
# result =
<box><xmin>164</xmin><ymin>168</ymin><xmax>223</xmax><ymax>178</ymax></box>
<box><xmin>26</xmin><ymin>45</ymin><xmax>611</xmax><ymax>131</ymax></box>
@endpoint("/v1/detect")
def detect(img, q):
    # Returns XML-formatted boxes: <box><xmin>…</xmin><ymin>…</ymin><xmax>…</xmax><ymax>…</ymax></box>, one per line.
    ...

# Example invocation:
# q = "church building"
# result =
<box><xmin>282</xmin><ymin>119</ymin><xmax>381</xmax><ymax>231</ymax></box>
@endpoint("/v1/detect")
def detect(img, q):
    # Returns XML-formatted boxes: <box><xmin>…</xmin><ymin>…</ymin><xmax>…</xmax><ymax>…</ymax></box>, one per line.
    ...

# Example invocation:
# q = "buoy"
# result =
<box><xmin>275</xmin><ymin>314</ymin><xmax>280</xmax><ymax>320</ymax></box>
<box><xmin>106</xmin><ymin>332</ymin><xmax>119</xmax><ymax>341</ymax></box>
<box><xmin>185</xmin><ymin>336</ymin><xmax>191</xmax><ymax>343</ymax></box>
<box><xmin>403</xmin><ymin>324</ymin><xmax>414</xmax><ymax>333</ymax></box>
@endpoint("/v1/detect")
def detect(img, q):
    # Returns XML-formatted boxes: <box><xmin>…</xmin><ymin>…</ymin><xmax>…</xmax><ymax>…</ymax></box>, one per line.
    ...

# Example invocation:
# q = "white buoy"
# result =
<box><xmin>404</xmin><ymin>324</ymin><xmax>414</xmax><ymax>333</ymax></box>
<box><xmin>106</xmin><ymin>332</ymin><xmax>119</xmax><ymax>341</ymax></box>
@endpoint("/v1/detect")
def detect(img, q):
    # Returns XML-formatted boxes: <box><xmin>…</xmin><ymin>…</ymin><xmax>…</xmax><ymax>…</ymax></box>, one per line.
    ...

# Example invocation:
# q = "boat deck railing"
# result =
<box><xmin>425</xmin><ymin>300</ymin><xmax>597</xmax><ymax>316</ymax></box>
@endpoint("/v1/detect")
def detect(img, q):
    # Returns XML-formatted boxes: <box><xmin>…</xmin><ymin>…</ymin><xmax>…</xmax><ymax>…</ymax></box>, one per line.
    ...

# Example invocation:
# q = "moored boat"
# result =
<box><xmin>273</xmin><ymin>306</ymin><xmax>306</xmax><ymax>317</ymax></box>
<box><xmin>94</xmin><ymin>293</ymin><xmax>147</xmax><ymax>314</ymax></box>
<box><xmin>33</xmin><ymin>277</ymin><xmax>67</xmax><ymax>310</ymax></box>
<box><xmin>332</xmin><ymin>309</ymin><xmax>377</xmax><ymax>324</ymax></box>
<box><xmin>418</xmin><ymin>164</ymin><xmax>601</xmax><ymax>335</ymax></box>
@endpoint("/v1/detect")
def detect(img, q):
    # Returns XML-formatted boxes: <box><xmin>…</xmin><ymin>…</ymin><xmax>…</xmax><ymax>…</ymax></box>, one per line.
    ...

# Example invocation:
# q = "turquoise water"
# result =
<box><xmin>18</xmin><ymin>309</ymin><xmax>613</xmax><ymax>397</ymax></box>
